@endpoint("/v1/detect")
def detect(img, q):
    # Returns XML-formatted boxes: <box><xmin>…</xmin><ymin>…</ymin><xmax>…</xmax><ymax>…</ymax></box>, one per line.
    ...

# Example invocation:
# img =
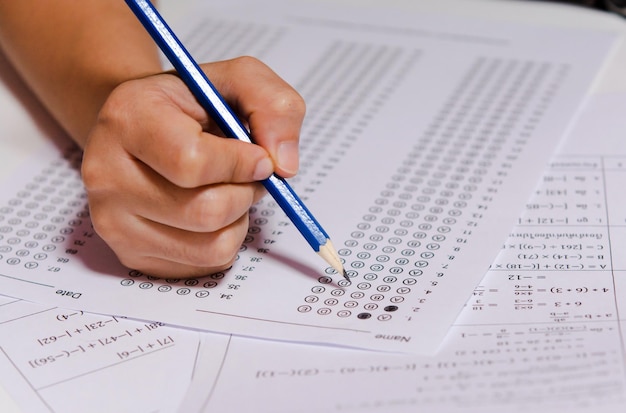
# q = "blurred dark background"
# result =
<box><xmin>535</xmin><ymin>0</ymin><xmax>626</xmax><ymax>15</ymax></box>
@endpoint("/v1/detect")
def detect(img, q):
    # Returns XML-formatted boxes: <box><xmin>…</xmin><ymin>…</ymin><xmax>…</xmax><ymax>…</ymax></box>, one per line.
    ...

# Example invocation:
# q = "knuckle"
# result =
<box><xmin>80</xmin><ymin>156</ymin><xmax>99</xmax><ymax>190</ymax></box>
<box><xmin>233</xmin><ymin>55</ymin><xmax>263</xmax><ymax>69</ymax></box>
<box><xmin>188</xmin><ymin>187</ymin><xmax>252</xmax><ymax>232</ymax></box>
<box><xmin>268</xmin><ymin>89</ymin><xmax>306</xmax><ymax>116</ymax></box>
<box><xmin>166</xmin><ymin>142</ymin><xmax>205</xmax><ymax>188</ymax></box>
<box><xmin>187</xmin><ymin>191</ymin><xmax>228</xmax><ymax>231</ymax></box>
<box><xmin>89</xmin><ymin>207</ymin><xmax>121</xmax><ymax>248</ymax></box>
<box><xmin>179</xmin><ymin>238</ymin><xmax>232</xmax><ymax>269</ymax></box>
<box><xmin>206</xmin><ymin>232</ymin><xmax>241</xmax><ymax>267</ymax></box>
<box><xmin>80</xmin><ymin>151</ymin><xmax>120</xmax><ymax>196</ymax></box>
<box><xmin>99</xmin><ymin>82</ymin><xmax>140</xmax><ymax>123</ymax></box>
<box><xmin>187</xmin><ymin>220</ymin><xmax>246</xmax><ymax>268</ymax></box>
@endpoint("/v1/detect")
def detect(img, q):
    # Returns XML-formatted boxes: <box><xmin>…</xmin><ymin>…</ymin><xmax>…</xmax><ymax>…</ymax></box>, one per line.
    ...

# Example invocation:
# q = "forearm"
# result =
<box><xmin>0</xmin><ymin>0</ymin><xmax>162</xmax><ymax>146</ymax></box>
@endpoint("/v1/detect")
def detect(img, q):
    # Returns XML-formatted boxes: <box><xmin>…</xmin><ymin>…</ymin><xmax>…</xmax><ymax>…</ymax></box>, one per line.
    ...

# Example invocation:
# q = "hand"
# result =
<box><xmin>81</xmin><ymin>56</ymin><xmax>305</xmax><ymax>279</ymax></box>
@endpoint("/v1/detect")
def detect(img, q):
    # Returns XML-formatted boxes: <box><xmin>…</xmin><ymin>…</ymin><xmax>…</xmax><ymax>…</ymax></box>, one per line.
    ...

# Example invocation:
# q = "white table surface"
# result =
<box><xmin>0</xmin><ymin>1</ymin><xmax>624</xmax><ymax>411</ymax></box>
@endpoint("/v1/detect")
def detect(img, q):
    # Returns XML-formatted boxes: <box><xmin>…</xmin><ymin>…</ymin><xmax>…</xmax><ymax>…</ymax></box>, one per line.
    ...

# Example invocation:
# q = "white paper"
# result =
<box><xmin>4</xmin><ymin>93</ymin><xmax>626</xmax><ymax>413</ymax></box>
<box><xmin>0</xmin><ymin>295</ymin><xmax>211</xmax><ymax>413</ymax></box>
<box><xmin>0</xmin><ymin>2</ymin><xmax>616</xmax><ymax>355</ymax></box>
<box><xmin>178</xmin><ymin>93</ymin><xmax>626</xmax><ymax>412</ymax></box>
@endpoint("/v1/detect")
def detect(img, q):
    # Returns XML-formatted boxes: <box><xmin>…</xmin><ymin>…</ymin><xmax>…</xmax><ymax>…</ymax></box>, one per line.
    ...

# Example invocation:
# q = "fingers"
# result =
<box><xmin>82</xmin><ymin>57</ymin><xmax>305</xmax><ymax>279</ymax></box>
<box><xmin>83</xmin><ymin>149</ymin><xmax>262</xmax><ymax>278</ymax></box>
<box><xmin>101</xmin><ymin>76</ymin><xmax>275</xmax><ymax>187</ymax></box>
<box><xmin>95</xmin><ymin>208</ymin><xmax>251</xmax><ymax>279</ymax></box>
<box><xmin>203</xmin><ymin>57</ymin><xmax>306</xmax><ymax>177</ymax></box>
<box><xmin>104</xmin><ymin>157</ymin><xmax>266</xmax><ymax>233</ymax></box>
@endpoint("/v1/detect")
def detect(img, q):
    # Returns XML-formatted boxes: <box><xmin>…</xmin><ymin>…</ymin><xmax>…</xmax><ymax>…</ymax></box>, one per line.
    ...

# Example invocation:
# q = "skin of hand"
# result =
<box><xmin>0</xmin><ymin>1</ymin><xmax>305</xmax><ymax>279</ymax></box>
<box><xmin>82</xmin><ymin>58</ymin><xmax>304</xmax><ymax>278</ymax></box>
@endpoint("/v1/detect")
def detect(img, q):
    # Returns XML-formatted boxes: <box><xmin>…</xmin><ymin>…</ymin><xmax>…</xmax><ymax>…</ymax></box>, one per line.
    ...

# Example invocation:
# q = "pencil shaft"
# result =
<box><xmin>125</xmin><ymin>0</ymin><xmax>331</xmax><ymax>252</ymax></box>
<box><xmin>264</xmin><ymin>175</ymin><xmax>329</xmax><ymax>249</ymax></box>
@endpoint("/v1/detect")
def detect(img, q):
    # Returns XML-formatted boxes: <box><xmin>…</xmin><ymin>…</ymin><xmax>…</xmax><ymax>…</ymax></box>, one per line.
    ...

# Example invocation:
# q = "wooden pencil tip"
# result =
<box><xmin>317</xmin><ymin>239</ymin><xmax>346</xmax><ymax>280</ymax></box>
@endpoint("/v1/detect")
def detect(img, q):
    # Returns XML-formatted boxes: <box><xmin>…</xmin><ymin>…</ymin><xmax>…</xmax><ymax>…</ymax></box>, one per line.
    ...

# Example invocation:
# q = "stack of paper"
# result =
<box><xmin>1</xmin><ymin>1</ymin><xmax>624</xmax><ymax>412</ymax></box>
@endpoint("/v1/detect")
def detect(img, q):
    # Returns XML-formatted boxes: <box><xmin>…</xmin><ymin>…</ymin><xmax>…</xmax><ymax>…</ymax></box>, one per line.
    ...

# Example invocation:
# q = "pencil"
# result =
<box><xmin>125</xmin><ymin>0</ymin><xmax>349</xmax><ymax>282</ymax></box>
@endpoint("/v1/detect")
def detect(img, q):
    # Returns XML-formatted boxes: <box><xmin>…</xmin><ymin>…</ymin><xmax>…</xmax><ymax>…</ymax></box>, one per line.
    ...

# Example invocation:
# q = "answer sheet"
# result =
<box><xmin>0</xmin><ymin>2</ymin><xmax>617</xmax><ymax>354</ymax></box>
<box><xmin>2</xmin><ymin>93</ymin><xmax>626</xmax><ymax>413</ymax></box>
<box><xmin>173</xmin><ymin>92</ymin><xmax>626</xmax><ymax>413</ymax></box>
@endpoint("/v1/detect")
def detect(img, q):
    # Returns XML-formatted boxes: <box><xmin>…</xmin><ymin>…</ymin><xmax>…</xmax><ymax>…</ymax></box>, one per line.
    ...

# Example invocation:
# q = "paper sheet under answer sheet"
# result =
<box><xmin>0</xmin><ymin>3</ymin><xmax>616</xmax><ymax>354</ymax></box>
<box><xmin>0</xmin><ymin>296</ymin><xmax>202</xmax><ymax>413</ymax></box>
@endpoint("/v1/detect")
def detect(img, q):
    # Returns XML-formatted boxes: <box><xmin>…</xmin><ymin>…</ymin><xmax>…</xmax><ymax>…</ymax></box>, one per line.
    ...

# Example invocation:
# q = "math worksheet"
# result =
<box><xmin>0</xmin><ymin>295</ymin><xmax>203</xmax><ymax>413</ymax></box>
<box><xmin>0</xmin><ymin>1</ymin><xmax>617</xmax><ymax>355</ymax></box>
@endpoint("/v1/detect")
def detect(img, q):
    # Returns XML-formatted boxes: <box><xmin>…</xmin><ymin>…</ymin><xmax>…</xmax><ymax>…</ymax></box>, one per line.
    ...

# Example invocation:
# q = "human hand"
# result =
<box><xmin>81</xmin><ymin>56</ymin><xmax>305</xmax><ymax>278</ymax></box>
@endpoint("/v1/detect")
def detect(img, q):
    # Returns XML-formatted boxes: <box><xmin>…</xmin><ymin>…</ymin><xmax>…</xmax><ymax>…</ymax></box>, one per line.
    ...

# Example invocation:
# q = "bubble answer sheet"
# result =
<box><xmin>0</xmin><ymin>1</ymin><xmax>618</xmax><ymax>354</ymax></box>
<box><xmin>4</xmin><ymin>92</ymin><xmax>626</xmax><ymax>413</ymax></box>
<box><xmin>173</xmin><ymin>91</ymin><xmax>626</xmax><ymax>413</ymax></box>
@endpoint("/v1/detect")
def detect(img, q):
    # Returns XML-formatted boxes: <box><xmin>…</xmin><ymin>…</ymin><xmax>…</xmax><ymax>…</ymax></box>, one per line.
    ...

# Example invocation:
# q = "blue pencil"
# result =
<box><xmin>125</xmin><ymin>0</ymin><xmax>348</xmax><ymax>281</ymax></box>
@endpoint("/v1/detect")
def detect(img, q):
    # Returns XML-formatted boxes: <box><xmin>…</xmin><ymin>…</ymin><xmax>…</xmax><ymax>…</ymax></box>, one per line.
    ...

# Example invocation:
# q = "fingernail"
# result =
<box><xmin>277</xmin><ymin>141</ymin><xmax>299</xmax><ymax>175</ymax></box>
<box><xmin>253</xmin><ymin>157</ymin><xmax>274</xmax><ymax>181</ymax></box>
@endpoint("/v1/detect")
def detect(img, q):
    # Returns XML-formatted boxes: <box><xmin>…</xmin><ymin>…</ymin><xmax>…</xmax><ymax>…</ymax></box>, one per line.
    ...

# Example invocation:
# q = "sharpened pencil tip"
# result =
<box><xmin>317</xmin><ymin>239</ymin><xmax>348</xmax><ymax>282</ymax></box>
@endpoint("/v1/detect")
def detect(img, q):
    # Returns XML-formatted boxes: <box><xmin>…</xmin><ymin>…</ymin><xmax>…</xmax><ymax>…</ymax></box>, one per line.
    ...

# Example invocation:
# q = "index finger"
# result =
<box><xmin>107</xmin><ymin>74</ymin><xmax>274</xmax><ymax>188</ymax></box>
<box><xmin>203</xmin><ymin>57</ymin><xmax>306</xmax><ymax>178</ymax></box>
